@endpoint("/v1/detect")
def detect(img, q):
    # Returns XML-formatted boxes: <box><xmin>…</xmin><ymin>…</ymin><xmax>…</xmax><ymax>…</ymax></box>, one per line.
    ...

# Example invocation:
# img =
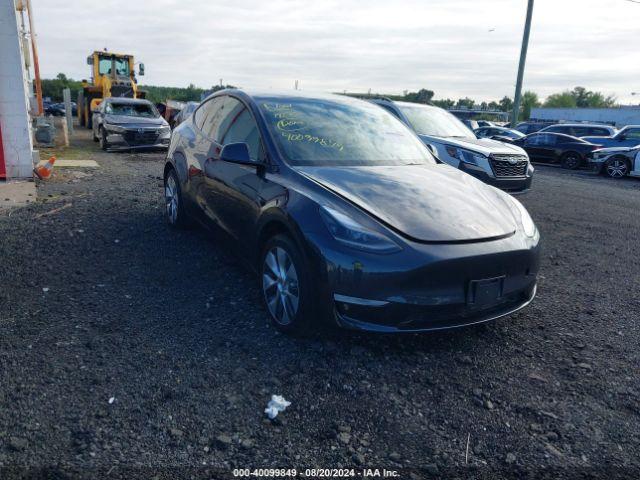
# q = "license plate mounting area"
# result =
<box><xmin>467</xmin><ymin>276</ymin><xmax>505</xmax><ymax>306</ymax></box>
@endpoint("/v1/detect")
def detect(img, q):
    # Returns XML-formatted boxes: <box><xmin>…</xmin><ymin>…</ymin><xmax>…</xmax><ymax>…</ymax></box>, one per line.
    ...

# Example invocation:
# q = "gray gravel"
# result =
<box><xmin>0</xmin><ymin>129</ymin><xmax>639</xmax><ymax>479</ymax></box>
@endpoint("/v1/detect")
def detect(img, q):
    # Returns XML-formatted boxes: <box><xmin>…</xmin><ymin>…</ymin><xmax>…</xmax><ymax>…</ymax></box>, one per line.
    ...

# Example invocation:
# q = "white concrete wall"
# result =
<box><xmin>0</xmin><ymin>0</ymin><xmax>34</xmax><ymax>179</ymax></box>
<box><xmin>530</xmin><ymin>107</ymin><xmax>640</xmax><ymax>128</ymax></box>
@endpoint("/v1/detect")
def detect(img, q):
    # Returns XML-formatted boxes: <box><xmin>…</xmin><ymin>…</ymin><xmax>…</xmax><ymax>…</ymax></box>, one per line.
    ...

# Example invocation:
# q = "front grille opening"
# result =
<box><xmin>490</xmin><ymin>154</ymin><xmax>528</xmax><ymax>178</ymax></box>
<box><xmin>124</xmin><ymin>130</ymin><xmax>159</xmax><ymax>146</ymax></box>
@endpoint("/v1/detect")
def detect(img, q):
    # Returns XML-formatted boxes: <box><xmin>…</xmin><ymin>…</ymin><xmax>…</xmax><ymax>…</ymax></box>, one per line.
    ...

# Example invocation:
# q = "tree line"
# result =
<box><xmin>41</xmin><ymin>73</ymin><xmax>617</xmax><ymax>121</ymax></box>
<box><xmin>40</xmin><ymin>73</ymin><xmax>230</xmax><ymax>104</ymax></box>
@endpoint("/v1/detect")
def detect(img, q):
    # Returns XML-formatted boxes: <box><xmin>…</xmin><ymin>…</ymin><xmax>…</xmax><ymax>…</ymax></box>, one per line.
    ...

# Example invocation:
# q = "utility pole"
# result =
<box><xmin>25</xmin><ymin>0</ymin><xmax>43</xmax><ymax>115</ymax></box>
<box><xmin>511</xmin><ymin>0</ymin><xmax>534</xmax><ymax>127</ymax></box>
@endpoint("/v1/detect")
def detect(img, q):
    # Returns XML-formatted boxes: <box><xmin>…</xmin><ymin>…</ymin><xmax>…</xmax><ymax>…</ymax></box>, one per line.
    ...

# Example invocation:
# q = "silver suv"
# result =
<box><xmin>371</xmin><ymin>99</ymin><xmax>534</xmax><ymax>193</ymax></box>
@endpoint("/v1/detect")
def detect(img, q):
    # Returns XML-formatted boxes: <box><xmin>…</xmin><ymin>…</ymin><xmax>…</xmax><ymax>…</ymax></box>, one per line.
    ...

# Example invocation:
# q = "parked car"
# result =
<box><xmin>589</xmin><ymin>146</ymin><xmax>640</xmax><ymax>179</ymax></box>
<box><xmin>462</xmin><ymin>119</ymin><xmax>480</xmax><ymax>130</ymax></box>
<box><xmin>45</xmin><ymin>101</ymin><xmax>78</xmax><ymax>117</ymax></box>
<box><xmin>165</xmin><ymin>90</ymin><xmax>540</xmax><ymax>334</ymax></box>
<box><xmin>171</xmin><ymin>101</ymin><xmax>199</xmax><ymax>129</ymax></box>
<box><xmin>539</xmin><ymin>123</ymin><xmax>617</xmax><ymax>138</ymax></box>
<box><xmin>581</xmin><ymin>125</ymin><xmax>640</xmax><ymax>148</ymax></box>
<box><xmin>92</xmin><ymin>98</ymin><xmax>171</xmax><ymax>151</ymax></box>
<box><xmin>476</xmin><ymin>120</ymin><xmax>495</xmax><ymax>128</ymax></box>
<box><xmin>514</xmin><ymin>121</ymin><xmax>555</xmax><ymax>135</ymax></box>
<box><xmin>475</xmin><ymin>126</ymin><xmax>525</xmax><ymax>141</ymax></box>
<box><xmin>370</xmin><ymin>99</ymin><xmax>533</xmax><ymax>193</ymax></box>
<box><xmin>509</xmin><ymin>132</ymin><xmax>602</xmax><ymax>169</ymax></box>
<box><xmin>45</xmin><ymin>103</ymin><xmax>66</xmax><ymax>116</ymax></box>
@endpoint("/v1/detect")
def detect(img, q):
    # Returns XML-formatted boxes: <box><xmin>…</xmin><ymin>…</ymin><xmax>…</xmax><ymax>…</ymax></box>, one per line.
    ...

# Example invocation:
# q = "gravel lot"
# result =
<box><xmin>1</xmin><ymin>128</ymin><xmax>639</xmax><ymax>479</ymax></box>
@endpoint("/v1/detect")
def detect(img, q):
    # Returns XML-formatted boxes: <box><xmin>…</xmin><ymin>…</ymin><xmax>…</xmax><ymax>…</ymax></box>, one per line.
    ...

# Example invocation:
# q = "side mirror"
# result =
<box><xmin>220</xmin><ymin>142</ymin><xmax>258</xmax><ymax>166</ymax></box>
<box><xmin>138</xmin><ymin>63</ymin><xmax>145</xmax><ymax>76</ymax></box>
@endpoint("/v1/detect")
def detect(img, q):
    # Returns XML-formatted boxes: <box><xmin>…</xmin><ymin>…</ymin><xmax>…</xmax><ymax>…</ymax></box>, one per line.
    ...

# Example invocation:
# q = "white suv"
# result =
<box><xmin>371</xmin><ymin>99</ymin><xmax>534</xmax><ymax>193</ymax></box>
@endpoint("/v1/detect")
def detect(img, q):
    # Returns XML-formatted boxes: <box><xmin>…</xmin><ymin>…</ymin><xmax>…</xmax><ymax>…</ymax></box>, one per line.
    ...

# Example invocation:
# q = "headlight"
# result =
<box><xmin>445</xmin><ymin>146</ymin><xmax>486</xmax><ymax>166</ymax></box>
<box><xmin>159</xmin><ymin>126</ymin><xmax>171</xmax><ymax>135</ymax></box>
<box><xmin>105</xmin><ymin>124</ymin><xmax>125</xmax><ymax>133</ymax></box>
<box><xmin>510</xmin><ymin>197</ymin><xmax>536</xmax><ymax>238</ymax></box>
<box><xmin>319</xmin><ymin>206</ymin><xmax>401</xmax><ymax>254</ymax></box>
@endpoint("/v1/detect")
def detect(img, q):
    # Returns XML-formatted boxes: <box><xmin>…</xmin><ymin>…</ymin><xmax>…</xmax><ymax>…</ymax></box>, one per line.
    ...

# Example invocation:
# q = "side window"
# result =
<box><xmin>540</xmin><ymin>134</ymin><xmax>556</xmax><ymax>145</ymax></box>
<box><xmin>194</xmin><ymin>97</ymin><xmax>222</xmax><ymax>132</ymax></box>
<box><xmin>593</xmin><ymin>128</ymin><xmax>609</xmax><ymax>136</ymax></box>
<box><xmin>104</xmin><ymin>102</ymin><xmax>113</xmax><ymax>114</ymax></box>
<box><xmin>218</xmin><ymin>98</ymin><xmax>261</xmax><ymax>161</ymax></box>
<box><xmin>525</xmin><ymin>134</ymin><xmax>540</xmax><ymax>146</ymax></box>
<box><xmin>573</xmin><ymin>127</ymin><xmax>588</xmax><ymax>137</ymax></box>
<box><xmin>625</xmin><ymin>128</ymin><xmax>640</xmax><ymax>140</ymax></box>
<box><xmin>194</xmin><ymin>99</ymin><xmax>212</xmax><ymax>130</ymax></box>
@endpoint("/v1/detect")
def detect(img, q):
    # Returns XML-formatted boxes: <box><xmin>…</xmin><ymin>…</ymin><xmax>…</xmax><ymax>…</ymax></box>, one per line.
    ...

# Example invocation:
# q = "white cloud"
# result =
<box><xmin>35</xmin><ymin>0</ymin><xmax>640</xmax><ymax>103</ymax></box>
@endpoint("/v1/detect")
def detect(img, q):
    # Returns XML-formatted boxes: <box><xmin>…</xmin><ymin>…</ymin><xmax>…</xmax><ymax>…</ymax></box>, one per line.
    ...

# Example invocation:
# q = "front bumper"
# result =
<box><xmin>306</xmin><ymin>228</ymin><xmax>541</xmax><ymax>333</ymax></box>
<box><xmin>587</xmin><ymin>155</ymin><xmax>606</xmax><ymax>173</ymax></box>
<box><xmin>334</xmin><ymin>284</ymin><xmax>536</xmax><ymax>332</ymax></box>
<box><xmin>105</xmin><ymin>128</ymin><xmax>170</xmax><ymax>151</ymax></box>
<box><xmin>459</xmin><ymin>162</ymin><xmax>533</xmax><ymax>194</ymax></box>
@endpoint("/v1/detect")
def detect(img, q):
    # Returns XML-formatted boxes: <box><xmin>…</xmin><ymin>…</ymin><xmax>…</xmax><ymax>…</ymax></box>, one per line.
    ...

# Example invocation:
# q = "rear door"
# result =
<box><xmin>523</xmin><ymin>134</ymin><xmax>547</xmax><ymax>161</ymax></box>
<box><xmin>187</xmin><ymin>96</ymin><xmax>225</xmax><ymax>222</ymax></box>
<box><xmin>537</xmin><ymin>134</ymin><xmax>561</xmax><ymax>162</ymax></box>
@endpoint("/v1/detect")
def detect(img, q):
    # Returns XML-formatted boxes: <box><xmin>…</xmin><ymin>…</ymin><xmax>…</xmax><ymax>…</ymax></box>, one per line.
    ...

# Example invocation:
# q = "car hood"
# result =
<box><xmin>418</xmin><ymin>135</ymin><xmax>528</xmax><ymax>156</ymax></box>
<box><xmin>104</xmin><ymin>115</ymin><xmax>167</xmax><ymax>127</ymax></box>
<box><xmin>296</xmin><ymin>164</ymin><xmax>518</xmax><ymax>243</ymax></box>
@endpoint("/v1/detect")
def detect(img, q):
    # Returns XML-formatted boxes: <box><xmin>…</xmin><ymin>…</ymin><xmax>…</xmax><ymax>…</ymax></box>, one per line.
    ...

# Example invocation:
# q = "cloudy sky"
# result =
<box><xmin>35</xmin><ymin>0</ymin><xmax>639</xmax><ymax>103</ymax></box>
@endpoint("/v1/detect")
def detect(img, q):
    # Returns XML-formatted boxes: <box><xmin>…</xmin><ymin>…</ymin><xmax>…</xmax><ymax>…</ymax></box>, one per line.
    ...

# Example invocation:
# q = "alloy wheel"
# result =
<box><xmin>262</xmin><ymin>247</ymin><xmax>300</xmax><ymax>325</ymax></box>
<box><xmin>606</xmin><ymin>158</ymin><xmax>628</xmax><ymax>178</ymax></box>
<box><xmin>563</xmin><ymin>154</ymin><xmax>580</xmax><ymax>169</ymax></box>
<box><xmin>165</xmin><ymin>174</ymin><xmax>179</xmax><ymax>224</ymax></box>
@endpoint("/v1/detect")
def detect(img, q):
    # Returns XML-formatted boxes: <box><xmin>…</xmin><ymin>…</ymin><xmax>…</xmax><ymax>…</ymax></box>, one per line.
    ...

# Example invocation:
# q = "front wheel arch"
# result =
<box><xmin>604</xmin><ymin>155</ymin><xmax>631</xmax><ymax>178</ymax></box>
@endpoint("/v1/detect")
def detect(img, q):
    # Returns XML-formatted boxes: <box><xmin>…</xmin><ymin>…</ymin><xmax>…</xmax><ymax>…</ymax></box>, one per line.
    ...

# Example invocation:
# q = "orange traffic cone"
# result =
<box><xmin>34</xmin><ymin>156</ymin><xmax>56</xmax><ymax>180</ymax></box>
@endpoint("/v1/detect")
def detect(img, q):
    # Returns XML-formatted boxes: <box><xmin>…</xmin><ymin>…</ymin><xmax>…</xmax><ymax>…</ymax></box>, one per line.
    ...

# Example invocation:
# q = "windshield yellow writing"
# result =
<box><xmin>262</xmin><ymin>103</ymin><xmax>345</xmax><ymax>152</ymax></box>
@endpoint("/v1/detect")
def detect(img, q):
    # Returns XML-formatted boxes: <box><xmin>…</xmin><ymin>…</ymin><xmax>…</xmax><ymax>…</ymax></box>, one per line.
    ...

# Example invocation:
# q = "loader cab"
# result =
<box><xmin>88</xmin><ymin>52</ymin><xmax>134</xmax><ymax>88</ymax></box>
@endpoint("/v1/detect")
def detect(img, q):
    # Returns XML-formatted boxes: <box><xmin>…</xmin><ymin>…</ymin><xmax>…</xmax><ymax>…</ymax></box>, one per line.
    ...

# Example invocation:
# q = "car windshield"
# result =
<box><xmin>107</xmin><ymin>102</ymin><xmax>158</xmax><ymax>118</ymax></box>
<box><xmin>398</xmin><ymin>104</ymin><xmax>475</xmax><ymax>139</ymax></box>
<box><xmin>257</xmin><ymin>97</ymin><xmax>435</xmax><ymax>167</ymax></box>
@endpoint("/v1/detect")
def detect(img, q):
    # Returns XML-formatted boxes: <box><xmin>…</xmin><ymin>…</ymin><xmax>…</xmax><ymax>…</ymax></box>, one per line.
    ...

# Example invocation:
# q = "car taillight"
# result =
<box><xmin>590</xmin><ymin>144</ymin><xmax>602</xmax><ymax>150</ymax></box>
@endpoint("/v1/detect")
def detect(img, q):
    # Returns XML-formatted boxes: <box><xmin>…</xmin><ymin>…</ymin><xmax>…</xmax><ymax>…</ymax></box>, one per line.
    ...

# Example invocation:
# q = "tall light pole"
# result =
<box><xmin>511</xmin><ymin>0</ymin><xmax>534</xmax><ymax>126</ymax></box>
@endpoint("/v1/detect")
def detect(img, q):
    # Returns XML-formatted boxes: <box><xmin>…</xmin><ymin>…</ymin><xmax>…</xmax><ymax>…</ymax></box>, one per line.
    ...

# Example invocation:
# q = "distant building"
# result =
<box><xmin>530</xmin><ymin>106</ymin><xmax>640</xmax><ymax>128</ymax></box>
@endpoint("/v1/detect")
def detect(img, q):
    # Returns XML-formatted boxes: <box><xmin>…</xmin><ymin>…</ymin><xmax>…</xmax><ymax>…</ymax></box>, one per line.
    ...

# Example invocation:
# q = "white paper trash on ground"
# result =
<box><xmin>264</xmin><ymin>394</ymin><xmax>291</xmax><ymax>419</ymax></box>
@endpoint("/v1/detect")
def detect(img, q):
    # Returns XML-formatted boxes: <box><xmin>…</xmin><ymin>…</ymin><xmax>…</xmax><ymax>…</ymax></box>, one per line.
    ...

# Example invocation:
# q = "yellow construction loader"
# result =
<box><xmin>77</xmin><ymin>50</ymin><xmax>146</xmax><ymax>128</ymax></box>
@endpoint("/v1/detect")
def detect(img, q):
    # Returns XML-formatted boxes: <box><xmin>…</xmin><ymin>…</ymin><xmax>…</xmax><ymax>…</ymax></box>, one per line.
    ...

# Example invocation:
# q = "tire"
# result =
<box><xmin>560</xmin><ymin>151</ymin><xmax>581</xmax><ymax>170</ymax></box>
<box><xmin>164</xmin><ymin>168</ymin><xmax>191</xmax><ymax>228</ymax></box>
<box><xmin>85</xmin><ymin>99</ymin><xmax>93</xmax><ymax>129</ymax></box>
<box><xmin>99</xmin><ymin>127</ymin><xmax>109</xmax><ymax>151</ymax></box>
<box><xmin>260</xmin><ymin>234</ymin><xmax>315</xmax><ymax>334</ymax></box>
<box><xmin>604</xmin><ymin>156</ymin><xmax>630</xmax><ymax>179</ymax></box>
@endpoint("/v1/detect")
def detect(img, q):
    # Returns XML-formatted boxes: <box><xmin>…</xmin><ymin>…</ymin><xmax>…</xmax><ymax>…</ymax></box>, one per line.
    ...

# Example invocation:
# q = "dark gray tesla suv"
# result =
<box><xmin>164</xmin><ymin>90</ymin><xmax>540</xmax><ymax>334</ymax></box>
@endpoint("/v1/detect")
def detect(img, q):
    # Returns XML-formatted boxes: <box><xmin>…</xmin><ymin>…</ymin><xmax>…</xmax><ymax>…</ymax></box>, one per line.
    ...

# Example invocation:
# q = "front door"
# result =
<box><xmin>201</xmin><ymin>96</ymin><xmax>268</xmax><ymax>248</ymax></box>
